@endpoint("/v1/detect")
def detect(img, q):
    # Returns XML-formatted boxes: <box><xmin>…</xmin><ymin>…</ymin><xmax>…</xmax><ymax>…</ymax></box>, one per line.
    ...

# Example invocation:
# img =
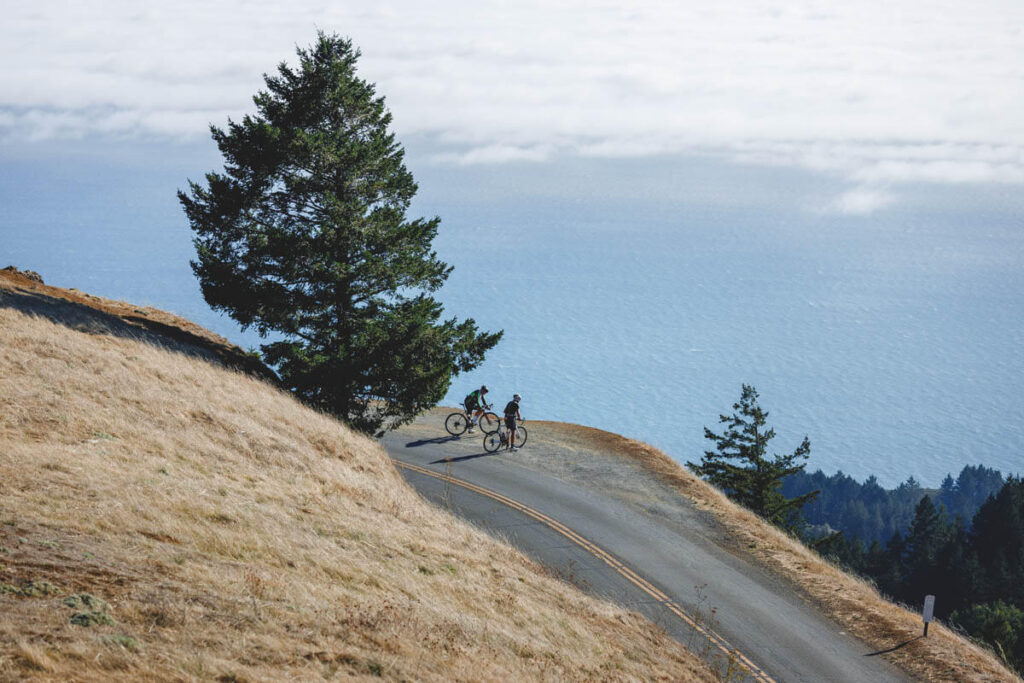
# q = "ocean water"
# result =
<box><xmin>432</xmin><ymin>199</ymin><xmax>1024</xmax><ymax>487</ymax></box>
<box><xmin>3</xmin><ymin>142</ymin><xmax>1022</xmax><ymax>486</ymax></box>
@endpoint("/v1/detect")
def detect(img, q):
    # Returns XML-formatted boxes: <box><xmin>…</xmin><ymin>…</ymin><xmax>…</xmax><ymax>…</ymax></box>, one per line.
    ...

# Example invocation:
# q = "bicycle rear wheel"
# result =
<box><xmin>513</xmin><ymin>426</ymin><xmax>528</xmax><ymax>447</ymax></box>
<box><xmin>477</xmin><ymin>412</ymin><xmax>500</xmax><ymax>433</ymax></box>
<box><xmin>483</xmin><ymin>430</ymin><xmax>503</xmax><ymax>453</ymax></box>
<box><xmin>445</xmin><ymin>412</ymin><xmax>469</xmax><ymax>436</ymax></box>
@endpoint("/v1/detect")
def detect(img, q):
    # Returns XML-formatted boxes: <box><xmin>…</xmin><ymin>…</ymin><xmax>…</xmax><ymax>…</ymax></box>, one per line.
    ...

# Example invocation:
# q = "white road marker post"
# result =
<box><xmin>922</xmin><ymin>595</ymin><xmax>936</xmax><ymax>637</ymax></box>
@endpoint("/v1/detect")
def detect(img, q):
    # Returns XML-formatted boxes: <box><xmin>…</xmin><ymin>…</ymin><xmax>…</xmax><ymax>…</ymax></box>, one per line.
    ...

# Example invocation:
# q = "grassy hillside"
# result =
<box><xmin>0</xmin><ymin>274</ymin><xmax>714</xmax><ymax>681</ymax></box>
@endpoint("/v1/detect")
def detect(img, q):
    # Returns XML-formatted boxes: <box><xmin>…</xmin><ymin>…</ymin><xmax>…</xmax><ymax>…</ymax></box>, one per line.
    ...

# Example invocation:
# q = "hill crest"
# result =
<box><xmin>0</xmin><ymin>268</ymin><xmax>714</xmax><ymax>681</ymax></box>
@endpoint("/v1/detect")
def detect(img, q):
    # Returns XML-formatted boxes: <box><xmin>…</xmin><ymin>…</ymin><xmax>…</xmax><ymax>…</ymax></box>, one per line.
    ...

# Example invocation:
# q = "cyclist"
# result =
<box><xmin>464</xmin><ymin>385</ymin><xmax>491</xmax><ymax>433</ymax></box>
<box><xmin>503</xmin><ymin>393</ymin><xmax>523</xmax><ymax>451</ymax></box>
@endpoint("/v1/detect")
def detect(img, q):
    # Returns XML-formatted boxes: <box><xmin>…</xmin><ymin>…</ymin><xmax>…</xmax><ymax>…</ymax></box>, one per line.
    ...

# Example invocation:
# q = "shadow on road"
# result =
<box><xmin>865</xmin><ymin>635</ymin><xmax>923</xmax><ymax>657</ymax></box>
<box><xmin>430</xmin><ymin>451</ymin><xmax>498</xmax><ymax>465</ymax></box>
<box><xmin>405</xmin><ymin>436</ymin><xmax>460</xmax><ymax>448</ymax></box>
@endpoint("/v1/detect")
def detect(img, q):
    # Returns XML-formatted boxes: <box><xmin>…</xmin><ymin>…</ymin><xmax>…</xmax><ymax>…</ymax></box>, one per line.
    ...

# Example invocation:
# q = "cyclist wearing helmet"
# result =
<box><xmin>503</xmin><ymin>394</ymin><xmax>523</xmax><ymax>451</ymax></box>
<box><xmin>464</xmin><ymin>385</ymin><xmax>490</xmax><ymax>433</ymax></box>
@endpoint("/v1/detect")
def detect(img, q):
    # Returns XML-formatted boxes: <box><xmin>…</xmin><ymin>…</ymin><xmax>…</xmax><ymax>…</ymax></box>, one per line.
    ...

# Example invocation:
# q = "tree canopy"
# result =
<box><xmin>179</xmin><ymin>33</ymin><xmax>501</xmax><ymax>433</ymax></box>
<box><xmin>783</xmin><ymin>464</ymin><xmax>1005</xmax><ymax>544</ymax></box>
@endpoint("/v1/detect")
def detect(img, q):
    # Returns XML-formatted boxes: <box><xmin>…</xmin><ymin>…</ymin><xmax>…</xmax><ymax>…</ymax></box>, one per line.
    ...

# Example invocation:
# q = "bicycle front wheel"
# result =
<box><xmin>513</xmin><ymin>426</ymin><xmax>528</xmax><ymax>448</ymax></box>
<box><xmin>477</xmin><ymin>412</ymin><xmax>500</xmax><ymax>433</ymax></box>
<box><xmin>483</xmin><ymin>430</ymin><xmax>503</xmax><ymax>453</ymax></box>
<box><xmin>445</xmin><ymin>412</ymin><xmax>469</xmax><ymax>436</ymax></box>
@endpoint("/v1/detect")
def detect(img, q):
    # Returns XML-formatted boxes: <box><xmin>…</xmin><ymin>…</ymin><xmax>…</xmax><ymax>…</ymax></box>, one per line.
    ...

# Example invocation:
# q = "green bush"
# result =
<box><xmin>951</xmin><ymin>601</ymin><xmax>1024</xmax><ymax>671</ymax></box>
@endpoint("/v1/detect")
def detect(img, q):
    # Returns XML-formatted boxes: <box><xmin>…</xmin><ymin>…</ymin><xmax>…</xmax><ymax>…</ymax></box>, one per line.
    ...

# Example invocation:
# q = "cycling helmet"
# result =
<box><xmin>513</xmin><ymin>393</ymin><xmax>521</xmax><ymax>401</ymax></box>
<box><xmin>481</xmin><ymin>385</ymin><xmax>488</xmax><ymax>392</ymax></box>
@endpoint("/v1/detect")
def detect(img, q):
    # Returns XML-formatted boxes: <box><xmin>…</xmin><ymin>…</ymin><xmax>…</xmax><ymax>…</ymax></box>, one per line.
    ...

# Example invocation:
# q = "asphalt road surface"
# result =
<box><xmin>381</xmin><ymin>421</ymin><xmax>910</xmax><ymax>682</ymax></box>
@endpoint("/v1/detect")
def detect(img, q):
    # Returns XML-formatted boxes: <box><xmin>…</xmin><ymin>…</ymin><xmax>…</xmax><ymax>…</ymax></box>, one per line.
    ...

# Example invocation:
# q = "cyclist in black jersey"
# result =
<box><xmin>464</xmin><ymin>385</ymin><xmax>490</xmax><ymax>433</ymax></box>
<box><xmin>503</xmin><ymin>393</ymin><xmax>523</xmax><ymax>451</ymax></box>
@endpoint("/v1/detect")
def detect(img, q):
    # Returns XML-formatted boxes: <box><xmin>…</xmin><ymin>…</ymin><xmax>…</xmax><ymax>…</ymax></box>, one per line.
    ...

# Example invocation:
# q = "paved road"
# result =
<box><xmin>381</xmin><ymin>427</ymin><xmax>910</xmax><ymax>682</ymax></box>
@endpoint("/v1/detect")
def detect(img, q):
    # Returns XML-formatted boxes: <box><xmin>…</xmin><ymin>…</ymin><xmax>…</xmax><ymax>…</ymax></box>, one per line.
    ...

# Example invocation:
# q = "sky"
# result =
<box><xmin>2</xmin><ymin>0</ymin><xmax>1023</xmax><ymax>215</ymax></box>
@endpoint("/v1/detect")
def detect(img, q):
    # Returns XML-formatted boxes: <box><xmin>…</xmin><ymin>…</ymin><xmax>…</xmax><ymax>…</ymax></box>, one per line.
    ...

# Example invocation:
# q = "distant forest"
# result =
<box><xmin>783</xmin><ymin>466</ymin><xmax>1024</xmax><ymax>673</ymax></box>
<box><xmin>783</xmin><ymin>465</ymin><xmax>1006</xmax><ymax>543</ymax></box>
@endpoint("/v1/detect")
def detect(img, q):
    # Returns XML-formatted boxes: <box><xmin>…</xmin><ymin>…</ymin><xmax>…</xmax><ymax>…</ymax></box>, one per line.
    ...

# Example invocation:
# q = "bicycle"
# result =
<box><xmin>445</xmin><ymin>406</ymin><xmax>500</xmax><ymax>436</ymax></box>
<box><xmin>483</xmin><ymin>421</ymin><xmax>528</xmax><ymax>452</ymax></box>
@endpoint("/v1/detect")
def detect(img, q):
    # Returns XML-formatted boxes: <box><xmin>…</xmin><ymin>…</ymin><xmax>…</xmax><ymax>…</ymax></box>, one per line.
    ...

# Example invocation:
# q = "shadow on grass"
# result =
<box><xmin>865</xmin><ymin>635</ymin><xmax>923</xmax><ymax>656</ymax></box>
<box><xmin>0</xmin><ymin>285</ymin><xmax>278</xmax><ymax>384</ymax></box>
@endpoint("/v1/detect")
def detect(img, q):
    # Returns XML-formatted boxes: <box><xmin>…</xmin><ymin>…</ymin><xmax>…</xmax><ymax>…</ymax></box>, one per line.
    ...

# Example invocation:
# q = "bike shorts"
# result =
<box><xmin>465</xmin><ymin>399</ymin><xmax>479</xmax><ymax>413</ymax></box>
<box><xmin>505</xmin><ymin>416</ymin><xmax>517</xmax><ymax>431</ymax></box>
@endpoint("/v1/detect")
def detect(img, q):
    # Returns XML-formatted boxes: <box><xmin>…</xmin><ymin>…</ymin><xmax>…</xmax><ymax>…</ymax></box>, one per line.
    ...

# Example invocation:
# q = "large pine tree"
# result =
<box><xmin>688</xmin><ymin>384</ymin><xmax>817</xmax><ymax>531</ymax></box>
<box><xmin>179</xmin><ymin>33</ymin><xmax>501</xmax><ymax>434</ymax></box>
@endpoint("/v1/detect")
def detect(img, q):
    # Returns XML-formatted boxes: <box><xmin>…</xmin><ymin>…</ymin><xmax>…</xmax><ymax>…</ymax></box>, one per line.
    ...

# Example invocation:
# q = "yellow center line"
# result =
<box><xmin>394</xmin><ymin>459</ymin><xmax>776</xmax><ymax>683</ymax></box>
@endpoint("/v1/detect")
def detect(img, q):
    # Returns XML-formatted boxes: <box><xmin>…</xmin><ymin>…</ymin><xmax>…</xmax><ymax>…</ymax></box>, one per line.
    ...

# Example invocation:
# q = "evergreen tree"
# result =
<box><xmin>971</xmin><ymin>477</ymin><xmax>1024</xmax><ymax>605</ymax></box>
<box><xmin>783</xmin><ymin>465</ymin><xmax>1006</xmax><ymax>545</ymax></box>
<box><xmin>862</xmin><ymin>539</ymin><xmax>888</xmax><ymax>580</ymax></box>
<box><xmin>937</xmin><ymin>466</ymin><xmax>1005</xmax><ymax>524</ymax></box>
<box><xmin>902</xmin><ymin>496</ymin><xmax>950</xmax><ymax>601</ymax></box>
<box><xmin>933</xmin><ymin>517</ymin><xmax>979</xmax><ymax>616</ymax></box>
<box><xmin>905</xmin><ymin>495</ymin><xmax>948</xmax><ymax>569</ymax></box>
<box><xmin>812</xmin><ymin>530</ymin><xmax>866</xmax><ymax>572</ymax></box>
<box><xmin>877</xmin><ymin>531</ymin><xmax>907</xmax><ymax>598</ymax></box>
<box><xmin>688</xmin><ymin>384</ymin><xmax>817</xmax><ymax>531</ymax></box>
<box><xmin>179</xmin><ymin>33</ymin><xmax>501</xmax><ymax>434</ymax></box>
<box><xmin>861</xmin><ymin>475</ymin><xmax>888</xmax><ymax>508</ymax></box>
<box><xmin>790</xmin><ymin>472</ymin><xmax>1024</xmax><ymax>676</ymax></box>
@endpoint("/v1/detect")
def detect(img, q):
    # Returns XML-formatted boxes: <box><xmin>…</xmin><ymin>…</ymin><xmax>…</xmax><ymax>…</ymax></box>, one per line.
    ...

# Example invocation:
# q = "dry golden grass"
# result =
<box><xmin>0</xmin><ymin>302</ymin><xmax>716</xmax><ymax>682</ymax></box>
<box><xmin>536</xmin><ymin>421</ymin><xmax>1020</xmax><ymax>682</ymax></box>
<box><xmin>0</xmin><ymin>267</ymin><xmax>275</xmax><ymax>383</ymax></box>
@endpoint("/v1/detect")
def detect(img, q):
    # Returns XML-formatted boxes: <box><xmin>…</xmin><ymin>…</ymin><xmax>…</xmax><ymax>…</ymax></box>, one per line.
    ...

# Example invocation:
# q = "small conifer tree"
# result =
<box><xmin>688</xmin><ymin>384</ymin><xmax>818</xmax><ymax>531</ymax></box>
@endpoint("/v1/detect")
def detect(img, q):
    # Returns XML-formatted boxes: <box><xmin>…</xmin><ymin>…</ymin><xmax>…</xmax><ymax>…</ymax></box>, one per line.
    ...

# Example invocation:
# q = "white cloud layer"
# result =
<box><xmin>828</xmin><ymin>187</ymin><xmax>897</xmax><ymax>215</ymax></box>
<box><xmin>3</xmin><ymin>0</ymin><xmax>1023</xmax><ymax>210</ymax></box>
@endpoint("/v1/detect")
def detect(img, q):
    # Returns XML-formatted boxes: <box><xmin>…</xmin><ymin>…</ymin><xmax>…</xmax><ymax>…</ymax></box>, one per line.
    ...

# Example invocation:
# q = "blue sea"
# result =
<box><xmin>3</xmin><ymin>141</ymin><xmax>1023</xmax><ymax>487</ymax></box>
